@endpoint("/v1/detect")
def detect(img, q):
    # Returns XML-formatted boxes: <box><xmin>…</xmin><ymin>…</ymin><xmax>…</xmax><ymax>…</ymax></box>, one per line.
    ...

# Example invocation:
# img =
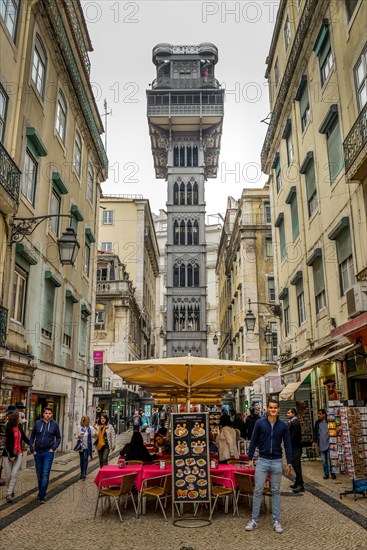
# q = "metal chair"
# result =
<box><xmin>209</xmin><ymin>475</ymin><xmax>238</xmax><ymax>520</ymax></box>
<box><xmin>94</xmin><ymin>472</ymin><xmax>138</xmax><ymax>522</ymax></box>
<box><xmin>234</xmin><ymin>471</ymin><xmax>272</xmax><ymax>514</ymax></box>
<box><xmin>137</xmin><ymin>474</ymin><xmax>173</xmax><ymax>521</ymax></box>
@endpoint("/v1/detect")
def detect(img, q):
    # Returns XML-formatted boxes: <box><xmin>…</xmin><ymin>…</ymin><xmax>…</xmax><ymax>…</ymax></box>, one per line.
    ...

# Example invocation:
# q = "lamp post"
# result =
<box><xmin>244</xmin><ymin>298</ymin><xmax>282</xmax><ymax>332</ymax></box>
<box><xmin>10</xmin><ymin>215</ymin><xmax>80</xmax><ymax>266</ymax></box>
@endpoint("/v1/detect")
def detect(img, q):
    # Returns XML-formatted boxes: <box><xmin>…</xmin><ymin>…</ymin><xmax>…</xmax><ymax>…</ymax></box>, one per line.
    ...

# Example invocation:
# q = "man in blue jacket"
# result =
<box><xmin>30</xmin><ymin>407</ymin><xmax>61</xmax><ymax>503</ymax></box>
<box><xmin>246</xmin><ymin>399</ymin><xmax>292</xmax><ymax>534</ymax></box>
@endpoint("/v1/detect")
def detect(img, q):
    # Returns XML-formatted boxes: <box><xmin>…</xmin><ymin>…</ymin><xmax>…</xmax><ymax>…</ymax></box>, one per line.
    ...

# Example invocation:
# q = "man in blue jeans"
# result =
<box><xmin>246</xmin><ymin>399</ymin><xmax>292</xmax><ymax>534</ymax></box>
<box><xmin>313</xmin><ymin>408</ymin><xmax>336</xmax><ymax>480</ymax></box>
<box><xmin>30</xmin><ymin>407</ymin><xmax>61</xmax><ymax>503</ymax></box>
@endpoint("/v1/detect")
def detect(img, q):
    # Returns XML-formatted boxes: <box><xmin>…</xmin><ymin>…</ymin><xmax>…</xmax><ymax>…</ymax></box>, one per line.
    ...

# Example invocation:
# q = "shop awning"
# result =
<box><xmin>279</xmin><ymin>368</ymin><xmax>313</xmax><ymax>401</ymax></box>
<box><xmin>301</xmin><ymin>343</ymin><xmax>355</xmax><ymax>370</ymax></box>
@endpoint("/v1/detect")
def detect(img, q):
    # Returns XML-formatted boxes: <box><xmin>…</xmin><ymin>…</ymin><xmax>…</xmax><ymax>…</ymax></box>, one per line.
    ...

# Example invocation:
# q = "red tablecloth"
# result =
<box><xmin>94</xmin><ymin>465</ymin><xmax>143</xmax><ymax>490</ymax></box>
<box><xmin>94</xmin><ymin>464</ymin><xmax>256</xmax><ymax>493</ymax></box>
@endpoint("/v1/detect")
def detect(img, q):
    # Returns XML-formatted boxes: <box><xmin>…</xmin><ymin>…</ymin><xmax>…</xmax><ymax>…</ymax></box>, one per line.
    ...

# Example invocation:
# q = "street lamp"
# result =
<box><xmin>10</xmin><ymin>215</ymin><xmax>80</xmax><ymax>266</ymax></box>
<box><xmin>212</xmin><ymin>331</ymin><xmax>221</xmax><ymax>345</ymax></box>
<box><xmin>244</xmin><ymin>298</ymin><xmax>282</xmax><ymax>332</ymax></box>
<box><xmin>265</xmin><ymin>323</ymin><xmax>273</xmax><ymax>344</ymax></box>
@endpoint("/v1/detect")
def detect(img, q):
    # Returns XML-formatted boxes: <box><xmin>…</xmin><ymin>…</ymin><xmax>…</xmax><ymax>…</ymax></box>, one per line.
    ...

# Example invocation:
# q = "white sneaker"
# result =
<box><xmin>245</xmin><ymin>519</ymin><xmax>258</xmax><ymax>531</ymax></box>
<box><xmin>273</xmin><ymin>521</ymin><xmax>283</xmax><ymax>533</ymax></box>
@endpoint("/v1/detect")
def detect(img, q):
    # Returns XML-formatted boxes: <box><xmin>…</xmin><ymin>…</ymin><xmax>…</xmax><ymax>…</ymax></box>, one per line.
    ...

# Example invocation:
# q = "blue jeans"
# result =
<box><xmin>34</xmin><ymin>451</ymin><xmax>55</xmax><ymax>499</ymax></box>
<box><xmin>79</xmin><ymin>450</ymin><xmax>89</xmax><ymax>477</ymax></box>
<box><xmin>252</xmin><ymin>458</ymin><xmax>283</xmax><ymax>523</ymax></box>
<box><xmin>320</xmin><ymin>448</ymin><xmax>333</xmax><ymax>476</ymax></box>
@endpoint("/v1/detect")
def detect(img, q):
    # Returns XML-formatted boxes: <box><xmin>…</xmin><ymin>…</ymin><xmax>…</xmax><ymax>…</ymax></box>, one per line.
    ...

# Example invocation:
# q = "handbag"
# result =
<box><xmin>73</xmin><ymin>439</ymin><xmax>83</xmax><ymax>452</ymax></box>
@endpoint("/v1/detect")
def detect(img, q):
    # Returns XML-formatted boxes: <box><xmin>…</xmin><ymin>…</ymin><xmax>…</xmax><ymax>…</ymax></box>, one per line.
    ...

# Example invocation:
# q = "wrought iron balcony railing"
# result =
<box><xmin>93</xmin><ymin>378</ymin><xmax>112</xmax><ymax>392</ymax></box>
<box><xmin>343</xmin><ymin>102</ymin><xmax>367</xmax><ymax>181</ymax></box>
<box><xmin>0</xmin><ymin>305</ymin><xmax>8</xmax><ymax>348</ymax></box>
<box><xmin>0</xmin><ymin>142</ymin><xmax>21</xmax><ymax>206</ymax></box>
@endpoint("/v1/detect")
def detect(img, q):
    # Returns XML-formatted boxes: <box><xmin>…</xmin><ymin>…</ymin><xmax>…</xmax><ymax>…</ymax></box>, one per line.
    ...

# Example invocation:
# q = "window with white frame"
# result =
<box><xmin>79</xmin><ymin>314</ymin><xmax>87</xmax><ymax>357</ymax></box>
<box><xmin>0</xmin><ymin>0</ymin><xmax>19</xmax><ymax>40</ymax></box>
<box><xmin>102</xmin><ymin>210</ymin><xmax>113</xmax><ymax>224</ymax></box>
<box><xmin>87</xmin><ymin>162</ymin><xmax>94</xmax><ymax>203</ymax></box>
<box><xmin>284</xmin><ymin>15</ymin><xmax>291</xmax><ymax>51</ymax></box>
<box><xmin>31</xmin><ymin>34</ymin><xmax>47</xmax><ymax>98</ymax></box>
<box><xmin>264</xmin><ymin>202</ymin><xmax>271</xmax><ymax>223</ymax></box>
<box><xmin>325</xmin><ymin>115</ymin><xmax>343</xmax><ymax>183</ymax></box>
<box><xmin>0</xmin><ymin>84</ymin><xmax>8</xmax><ymax>142</ymax></box>
<box><xmin>22</xmin><ymin>149</ymin><xmax>37</xmax><ymax>205</ymax></box>
<box><xmin>300</xmin><ymin>153</ymin><xmax>318</xmax><ymax>218</ymax></box>
<box><xmin>100</xmin><ymin>242</ymin><xmax>113</xmax><ymax>252</ymax></box>
<box><xmin>267</xmin><ymin>277</ymin><xmax>275</xmax><ymax>301</ymax></box>
<box><xmin>296</xmin><ymin>77</ymin><xmax>311</xmax><ymax>132</ymax></box>
<box><xmin>312</xmin><ymin>254</ymin><xmax>326</xmax><ymax>313</ymax></box>
<box><xmin>84</xmin><ymin>241</ymin><xmax>90</xmax><ymax>277</ymax></box>
<box><xmin>286</xmin><ymin>132</ymin><xmax>294</xmax><ymax>165</ymax></box>
<box><xmin>73</xmin><ymin>130</ymin><xmax>82</xmax><ymax>177</ymax></box>
<box><xmin>49</xmin><ymin>188</ymin><xmax>61</xmax><ymax>236</ymax></box>
<box><xmin>283</xmin><ymin>294</ymin><xmax>290</xmax><ymax>337</ymax></box>
<box><xmin>332</xmin><ymin>224</ymin><xmax>355</xmax><ymax>296</ymax></box>
<box><xmin>63</xmin><ymin>298</ymin><xmax>74</xmax><ymax>348</ymax></box>
<box><xmin>42</xmin><ymin>278</ymin><xmax>55</xmax><ymax>339</ymax></box>
<box><xmin>273</xmin><ymin>154</ymin><xmax>282</xmax><ymax>193</ymax></box>
<box><xmin>56</xmin><ymin>90</ymin><xmax>67</xmax><ymax>142</ymax></box>
<box><xmin>265</xmin><ymin>236</ymin><xmax>273</xmax><ymax>258</ymax></box>
<box><xmin>314</xmin><ymin>23</ymin><xmax>333</xmax><ymax>87</ymax></box>
<box><xmin>296</xmin><ymin>279</ymin><xmax>306</xmax><ymax>325</ymax></box>
<box><xmin>354</xmin><ymin>44</ymin><xmax>367</xmax><ymax>112</ymax></box>
<box><xmin>95</xmin><ymin>307</ymin><xmax>106</xmax><ymax>330</ymax></box>
<box><xmin>10</xmin><ymin>265</ymin><xmax>27</xmax><ymax>324</ymax></box>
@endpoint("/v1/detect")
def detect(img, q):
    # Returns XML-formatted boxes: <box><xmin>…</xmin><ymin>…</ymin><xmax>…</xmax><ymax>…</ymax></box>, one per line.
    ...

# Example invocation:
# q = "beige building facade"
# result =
<box><xmin>216</xmin><ymin>188</ymin><xmax>280</xmax><ymax>410</ymax></box>
<box><xmin>0</xmin><ymin>0</ymin><xmax>107</xmax><ymax>447</ymax></box>
<box><xmin>261</xmin><ymin>0</ymin><xmax>367</xmax><ymax>410</ymax></box>
<box><xmin>98</xmin><ymin>195</ymin><xmax>160</xmax><ymax>360</ymax></box>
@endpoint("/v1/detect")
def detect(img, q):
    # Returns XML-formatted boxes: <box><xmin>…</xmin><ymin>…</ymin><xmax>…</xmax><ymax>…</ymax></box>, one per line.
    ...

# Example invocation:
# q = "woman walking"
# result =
<box><xmin>3</xmin><ymin>412</ymin><xmax>30</xmax><ymax>503</ymax></box>
<box><xmin>76</xmin><ymin>416</ymin><xmax>97</xmax><ymax>479</ymax></box>
<box><xmin>215</xmin><ymin>414</ymin><xmax>239</xmax><ymax>464</ymax></box>
<box><xmin>95</xmin><ymin>414</ymin><xmax>116</xmax><ymax>467</ymax></box>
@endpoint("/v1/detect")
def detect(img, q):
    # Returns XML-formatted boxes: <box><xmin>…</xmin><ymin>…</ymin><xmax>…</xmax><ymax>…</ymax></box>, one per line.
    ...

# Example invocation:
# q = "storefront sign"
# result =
<box><xmin>172</xmin><ymin>412</ymin><xmax>210</xmax><ymax>504</ymax></box>
<box><xmin>93</xmin><ymin>351</ymin><xmax>104</xmax><ymax>363</ymax></box>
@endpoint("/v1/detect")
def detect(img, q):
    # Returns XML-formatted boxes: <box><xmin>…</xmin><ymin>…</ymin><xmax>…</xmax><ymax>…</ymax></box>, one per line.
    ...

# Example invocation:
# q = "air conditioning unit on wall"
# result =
<box><xmin>346</xmin><ymin>283</ymin><xmax>367</xmax><ymax>318</ymax></box>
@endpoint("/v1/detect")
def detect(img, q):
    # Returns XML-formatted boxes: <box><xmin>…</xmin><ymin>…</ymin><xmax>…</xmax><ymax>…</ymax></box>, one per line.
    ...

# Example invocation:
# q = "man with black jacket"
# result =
<box><xmin>246</xmin><ymin>399</ymin><xmax>292</xmax><ymax>534</ymax></box>
<box><xmin>30</xmin><ymin>407</ymin><xmax>61</xmax><ymax>503</ymax></box>
<box><xmin>287</xmin><ymin>408</ymin><xmax>304</xmax><ymax>493</ymax></box>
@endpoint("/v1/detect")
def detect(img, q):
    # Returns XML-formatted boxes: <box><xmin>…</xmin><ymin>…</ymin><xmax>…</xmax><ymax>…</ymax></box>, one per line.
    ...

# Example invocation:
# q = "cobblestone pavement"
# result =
<box><xmin>1</xmin><ymin>433</ymin><xmax>366</xmax><ymax>550</ymax></box>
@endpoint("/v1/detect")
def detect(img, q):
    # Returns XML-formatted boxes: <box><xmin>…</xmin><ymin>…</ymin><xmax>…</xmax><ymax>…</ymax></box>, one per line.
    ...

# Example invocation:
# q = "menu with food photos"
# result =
<box><xmin>172</xmin><ymin>412</ymin><xmax>210</xmax><ymax>504</ymax></box>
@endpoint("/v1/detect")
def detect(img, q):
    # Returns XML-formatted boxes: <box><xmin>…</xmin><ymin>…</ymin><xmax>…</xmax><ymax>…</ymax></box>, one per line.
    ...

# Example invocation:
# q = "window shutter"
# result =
<box><xmin>336</xmin><ymin>227</ymin><xmax>352</xmax><ymax>265</ymax></box>
<box><xmin>43</xmin><ymin>279</ymin><xmax>55</xmax><ymax>334</ymax></box>
<box><xmin>313</xmin><ymin>256</ymin><xmax>325</xmax><ymax>295</ymax></box>
<box><xmin>64</xmin><ymin>298</ymin><xmax>73</xmax><ymax>337</ymax></box>
<box><xmin>327</xmin><ymin>120</ymin><xmax>343</xmax><ymax>182</ymax></box>
<box><xmin>290</xmin><ymin>195</ymin><xmax>299</xmax><ymax>240</ymax></box>
<box><xmin>319</xmin><ymin>33</ymin><xmax>331</xmax><ymax>68</ymax></box>
<box><xmin>305</xmin><ymin>162</ymin><xmax>316</xmax><ymax>200</ymax></box>
<box><xmin>279</xmin><ymin>221</ymin><xmax>286</xmax><ymax>260</ymax></box>
<box><xmin>300</xmin><ymin>86</ymin><xmax>309</xmax><ymax>117</ymax></box>
<box><xmin>296</xmin><ymin>278</ymin><xmax>303</xmax><ymax>297</ymax></box>
<box><xmin>79</xmin><ymin>316</ymin><xmax>87</xmax><ymax>356</ymax></box>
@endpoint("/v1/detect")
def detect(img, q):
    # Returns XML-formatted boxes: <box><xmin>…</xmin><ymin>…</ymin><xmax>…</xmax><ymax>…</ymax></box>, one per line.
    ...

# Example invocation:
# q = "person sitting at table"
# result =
<box><xmin>215</xmin><ymin>414</ymin><xmax>239</xmax><ymax>464</ymax></box>
<box><xmin>119</xmin><ymin>432</ymin><xmax>159</xmax><ymax>463</ymax></box>
<box><xmin>154</xmin><ymin>431</ymin><xmax>171</xmax><ymax>454</ymax></box>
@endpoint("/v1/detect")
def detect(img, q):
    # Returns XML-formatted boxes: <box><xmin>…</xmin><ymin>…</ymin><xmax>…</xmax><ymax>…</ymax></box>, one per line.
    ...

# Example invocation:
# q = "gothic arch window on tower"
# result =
<box><xmin>187</xmin><ymin>146</ymin><xmax>192</xmax><ymax>167</ymax></box>
<box><xmin>172</xmin><ymin>301</ymin><xmax>200</xmax><ymax>332</ymax></box>
<box><xmin>173</xmin><ymin>181</ymin><xmax>179</xmax><ymax>204</ymax></box>
<box><xmin>173</xmin><ymin>261</ymin><xmax>186</xmax><ymax>287</ymax></box>
<box><xmin>179</xmin><ymin>182</ymin><xmax>185</xmax><ymax>205</ymax></box>
<box><xmin>193</xmin><ymin>145</ymin><xmax>198</xmax><ymax>166</ymax></box>
<box><xmin>187</xmin><ymin>262</ymin><xmax>199</xmax><ymax>287</ymax></box>
<box><xmin>180</xmin><ymin>146</ymin><xmax>185</xmax><ymax>167</ymax></box>
<box><xmin>173</xmin><ymin>220</ymin><xmax>179</xmax><ymax>245</ymax></box>
<box><xmin>187</xmin><ymin>181</ymin><xmax>193</xmax><ymax>205</ymax></box>
<box><xmin>187</xmin><ymin>220</ymin><xmax>193</xmax><ymax>244</ymax></box>
<box><xmin>193</xmin><ymin>220</ymin><xmax>199</xmax><ymax>245</ymax></box>
<box><xmin>174</xmin><ymin>146</ymin><xmax>179</xmax><ymax>167</ymax></box>
<box><xmin>193</xmin><ymin>182</ymin><xmax>198</xmax><ymax>204</ymax></box>
<box><xmin>179</xmin><ymin>220</ymin><xmax>185</xmax><ymax>245</ymax></box>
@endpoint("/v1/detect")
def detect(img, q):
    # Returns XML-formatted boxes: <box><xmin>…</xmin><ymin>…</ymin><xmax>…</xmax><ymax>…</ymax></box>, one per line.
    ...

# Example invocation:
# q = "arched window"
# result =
<box><xmin>187</xmin><ymin>146</ymin><xmax>192</xmax><ymax>167</ymax></box>
<box><xmin>193</xmin><ymin>221</ymin><xmax>199</xmax><ymax>245</ymax></box>
<box><xmin>173</xmin><ymin>220</ymin><xmax>179</xmax><ymax>245</ymax></box>
<box><xmin>179</xmin><ymin>182</ymin><xmax>185</xmax><ymax>205</ymax></box>
<box><xmin>193</xmin><ymin>263</ymin><xmax>199</xmax><ymax>286</ymax></box>
<box><xmin>187</xmin><ymin>306</ymin><xmax>194</xmax><ymax>330</ymax></box>
<box><xmin>180</xmin><ymin>146</ymin><xmax>185</xmax><ymax>167</ymax></box>
<box><xmin>173</xmin><ymin>264</ymin><xmax>179</xmax><ymax>287</ymax></box>
<box><xmin>179</xmin><ymin>220</ymin><xmax>185</xmax><ymax>245</ymax></box>
<box><xmin>187</xmin><ymin>220</ymin><xmax>193</xmax><ymax>245</ymax></box>
<box><xmin>187</xmin><ymin>263</ymin><xmax>193</xmax><ymax>287</ymax></box>
<box><xmin>193</xmin><ymin>145</ymin><xmax>198</xmax><ymax>166</ymax></box>
<box><xmin>173</xmin><ymin>182</ymin><xmax>179</xmax><ymax>205</ymax></box>
<box><xmin>32</xmin><ymin>34</ymin><xmax>47</xmax><ymax>98</ymax></box>
<box><xmin>179</xmin><ymin>263</ymin><xmax>186</xmax><ymax>287</ymax></box>
<box><xmin>193</xmin><ymin>182</ymin><xmax>198</xmax><ymax>204</ymax></box>
<box><xmin>187</xmin><ymin>182</ymin><xmax>192</xmax><ymax>205</ymax></box>
<box><xmin>173</xmin><ymin>146</ymin><xmax>179</xmax><ymax>167</ymax></box>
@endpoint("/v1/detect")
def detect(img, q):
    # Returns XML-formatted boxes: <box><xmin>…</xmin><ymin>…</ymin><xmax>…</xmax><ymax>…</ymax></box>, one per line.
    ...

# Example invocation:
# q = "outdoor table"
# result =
<box><xmin>94</xmin><ymin>464</ymin><xmax>143</xmax><ymax>490</ymax></box>
<box><xmin>210</xmin><ymin>464</ymin><xmax>255</xmax><ymax>489</ymax></box>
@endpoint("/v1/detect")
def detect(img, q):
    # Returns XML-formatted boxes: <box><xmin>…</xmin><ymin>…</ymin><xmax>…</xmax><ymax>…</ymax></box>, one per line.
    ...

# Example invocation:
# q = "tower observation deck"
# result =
<box><xmin>147</xmin><ymin>43</ymin><xmax>224</xmax><ymax>357</ymax></box>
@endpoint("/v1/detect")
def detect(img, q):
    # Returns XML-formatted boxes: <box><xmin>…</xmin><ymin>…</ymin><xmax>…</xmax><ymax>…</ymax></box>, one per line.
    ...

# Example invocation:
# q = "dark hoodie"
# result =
<box><xmin>30</xmin><ymin>419</ymin><xmax>61</xmax><ymax>452</ymax></box>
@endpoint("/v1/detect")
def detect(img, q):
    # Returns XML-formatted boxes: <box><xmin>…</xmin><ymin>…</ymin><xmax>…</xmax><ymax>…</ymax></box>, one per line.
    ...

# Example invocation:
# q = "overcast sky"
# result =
<box><xmin>81</xmin><ymin>0</ymin><xmax>279</xmax><ymax>217</ymax></box>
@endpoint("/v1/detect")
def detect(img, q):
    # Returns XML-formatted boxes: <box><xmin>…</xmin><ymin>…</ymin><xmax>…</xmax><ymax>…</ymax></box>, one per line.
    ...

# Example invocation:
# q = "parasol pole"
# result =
<box><xmin>186</xmin><ymin>363</ymin><xmax>191</xmax><ymax>411</ymax></box>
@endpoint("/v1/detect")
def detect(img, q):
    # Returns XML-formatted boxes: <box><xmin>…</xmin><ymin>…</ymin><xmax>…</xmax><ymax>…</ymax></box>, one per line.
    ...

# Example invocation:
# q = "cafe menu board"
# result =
<box><xmin>172</xmin><ymin>412</ymin><xmax>210</xmax><ymax>504</ymax></box>
<box><xmin>209</xmin><ymin>411</ymin><xmax>221</xmax><ymax>436</ymax></box>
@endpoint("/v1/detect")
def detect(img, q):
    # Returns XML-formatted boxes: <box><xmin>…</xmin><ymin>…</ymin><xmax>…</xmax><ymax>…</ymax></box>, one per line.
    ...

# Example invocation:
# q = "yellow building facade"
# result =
<box><xmin>0</xmin><ymin>0</ymin><xmax>107</xmax><ymax>447</ymax></box>
<box><xmin>261</xmin><ymin>0</ymin><xmax>367</xmax><ymax>410</ymax></box>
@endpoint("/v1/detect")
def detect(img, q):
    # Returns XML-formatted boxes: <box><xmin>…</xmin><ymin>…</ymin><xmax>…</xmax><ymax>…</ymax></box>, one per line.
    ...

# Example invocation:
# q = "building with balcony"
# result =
<box><xmin>98</xmin><ymin>195</ymin><xmax>159</xmax><ymax>359</ymax></box>
<box><xmin>216</xmin><ymin>188</ymin><xmax>279</xmax><ymax>410</ymax></box>
<box><xmin>261</xmin><ymin>0</ymin><xmax>367</xmax><ymax>411</ymax></box>
<box><xmin>0</xmin><ymin>0</ymin><xmax>108</xmax><ymax>448</ymax></box>
<box><xmin>147</xmin><ymin>43</ymin><xmax>224</xmax><ymax>357</ymax></box>
<box><xmin>93</xmin><ymin>252</ymin><xmax>141</xmax><ymax>421</ymax></box>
